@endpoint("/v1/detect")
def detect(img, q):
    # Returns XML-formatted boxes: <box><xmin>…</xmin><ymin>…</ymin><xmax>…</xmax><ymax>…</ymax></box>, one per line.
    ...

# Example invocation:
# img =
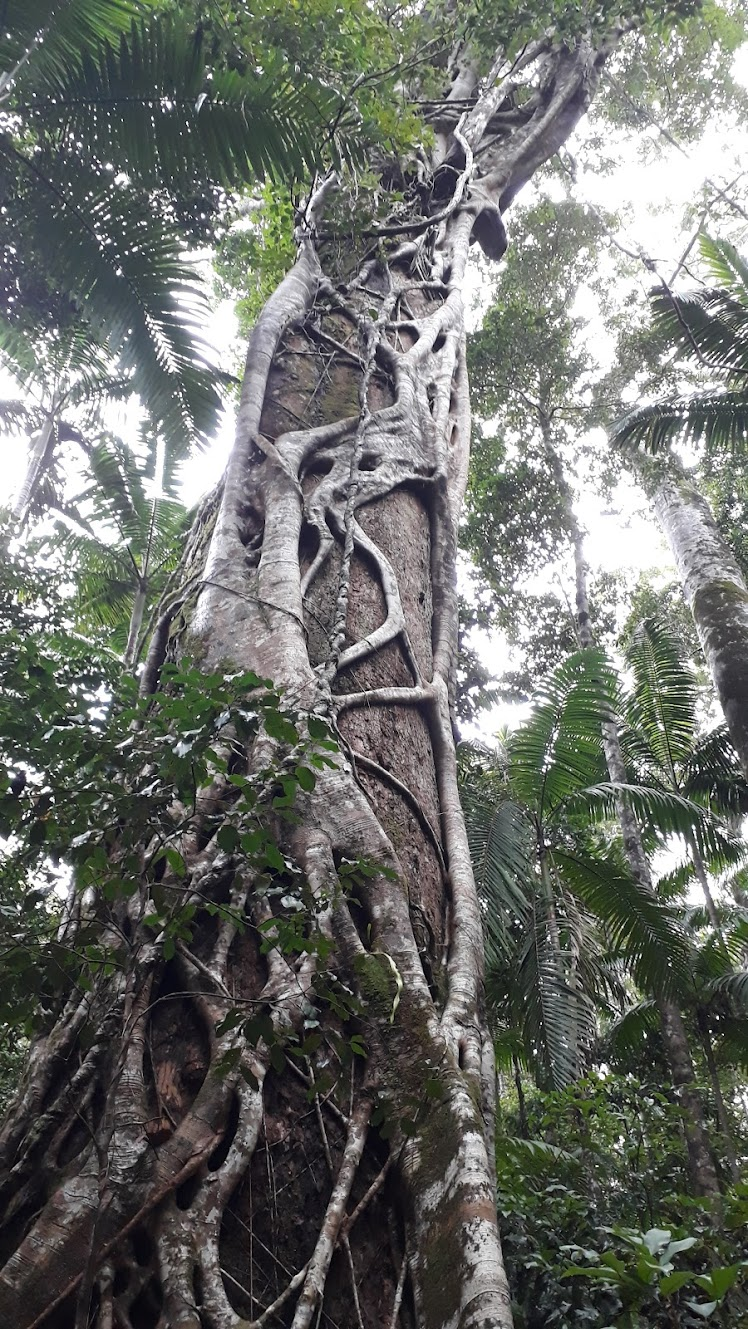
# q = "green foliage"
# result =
<box><xmin>1</xmin><ymin>0</ymin><xmax>359</xmax><ymax>462</ymax></box>
<box><xmin>460</xmin><ymin>648</ymin><xmax>713</xmax><ymax>1087</ymax></box>
<box><xmin>40</xmin><ymin>434</ymin><xmax>193</xmax><ymax>659</ymax></box>
<box><xmin>0</xmin><ymin>539</ymin><xmax>342</xmax><ymax>1039</ymax></box>
<box><xmin>214</xmin><ymin>185</ymin><xmax>297</xmax><ymax>340</ymax></box>
<box><xmin>593</xmin><ymin>0</ymin><xmax>748</xmax><ymax>146</ymax></box>
<box><xmin>612</xmin><ymin>236</ymin><xmax>748</xmax><ymax>457</ymax></box>
<box><xmin>497</xmin><ymin>1073</ymin><xmax>748</xmax><ymax>1329</ymax></box>
<box><xmin>563</xmin><ymin>1226</ymin><xmax>746</xmax><ymax>1326</ymax></box>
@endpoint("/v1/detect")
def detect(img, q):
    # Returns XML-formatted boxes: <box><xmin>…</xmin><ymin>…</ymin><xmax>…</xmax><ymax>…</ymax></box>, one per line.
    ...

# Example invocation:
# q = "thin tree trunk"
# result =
<box><xmin>634</xmin><ymin>453</ymin><xmax>748</xmax><ymax>780</ymax></box>
<box><xmin>549</xmin><ymin>437</ymin><xmax>722</xmax><ymax>1199</ymax></box>
<box><xmin>512</xmin><ymin>1056</ymin><xmax>528</xmax><ymax>1139</ymax></box>
<box><xmin>13</xmin><ymin>412</ymin><xmax>56</xmax><ymax>525</ymax></box>
<box><xmin>697</xmin><ymin>1011</ymin><xmax>740</xmax><ymax>1183</ymax></box>
<box><xmin>123</xmin><ymin>578</ymin><xmax>147</xmax><ymax>671</ymax></box>
<box><xmin>0</xmin><ymin>24</ymin><xmax>626</xmax><ymax>1329</ymax></box>
<box><xmin>688</xmin><ymin>832</ymin><xmax>723</xmax><ymax>938</ymax></box>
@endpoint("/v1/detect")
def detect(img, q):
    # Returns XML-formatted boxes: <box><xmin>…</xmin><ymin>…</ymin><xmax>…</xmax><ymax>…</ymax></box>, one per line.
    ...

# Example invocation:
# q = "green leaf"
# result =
<box><xmin>659</xmin><ymin>1271</ymin><xmax>695</xmax><ymax>1295</ymax></box>
<box><xmin>269</xmin><ymin>1042</ymin><xmax>286</xmax><ymax>1073</ymax></box>
<box><xmin>694</xmin><ymin>1263</ymin><xmax>746</xmax><ymax>1299</ymax></box>
<box><xmin>216</xmin><ymin>824</ymin><xmax>240</xmax><ymax>853</ymax></box>
<box><xmin>641</xmin><ymin>1229</ymin><xmax>671</xmax><ymax>1256</ymax></box>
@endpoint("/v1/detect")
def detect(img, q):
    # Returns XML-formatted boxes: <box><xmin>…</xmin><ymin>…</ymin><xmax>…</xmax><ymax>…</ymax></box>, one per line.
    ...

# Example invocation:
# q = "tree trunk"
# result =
<box><xmin>558</xmin><ymin>443</ymin><xmax>722</xmax><ymax>1199</ymax></box>
<box><xmin>635</xmin><ymin>453</ymin><xmax>748</xmax><ymax>780</ymax></box>
<box><xmin>13</xmin><ymin>411</ymin><xmax>57</xmax><ymax>525</ymax></box>
<box><xmin>0</xmin><ymin>25</ymin><xmax>624</xmax><ymax>1329</ymax></box>
<box><xmin>697</xmin><ymin>1011</ymin><xmax>740</xmax><ymax>1183</ymax></box>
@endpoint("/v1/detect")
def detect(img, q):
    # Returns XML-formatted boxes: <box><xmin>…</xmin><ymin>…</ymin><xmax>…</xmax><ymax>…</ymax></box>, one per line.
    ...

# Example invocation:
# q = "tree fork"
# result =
<box><xmin>0</xmin><ymin>20</ymin><xmax>632</xmax><ymax>1329</ymax></box>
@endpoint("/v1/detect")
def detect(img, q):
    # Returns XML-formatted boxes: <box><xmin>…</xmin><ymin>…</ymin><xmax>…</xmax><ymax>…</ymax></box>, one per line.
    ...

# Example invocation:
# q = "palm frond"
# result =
<box><xmin>649</xmin><ymin>288</ymin><xmax>748</xmax><ymax>378</ymax></box>
<box><xmin>573</xmin><ymin>780</ymin><xmax>740</xmax><ymax>867</ymax></box>
<box><xmin>603</xmin><ymin>1000</ymin><xmax>659</xmax><ymax>1061</ymax></box>
<box><xmin>509</xmin><ymin>648</ymin><xmax>619</xmax><ymax>819</ymax></box>
<box><xmin>25</xmin><ymin>18</ymin><xmax>347</xmax><ymax>187</ymax></box>
<box><xmin>611</xmin><ymin>235</ymin><xmax>748</xmax><ymax>455</ymax></box>
<box><xmin>625</xmin><ymin>618</ymin><xmax>697</xmax><ymax>777</ymax></box>
<box><xmin>610</xmin><ymin>389</ymin><xmax>748</xmax><ymax>454</ymax></box>
<box><xmin>461</xmin><ymin>788</ymin><xmax>534</xmax><ymax>961</ymax></box>
<box><xmin>1</xmin><ymin>149</ymin><xmax>225</xmax><ymax>454</ymax></box>
<box><xmin>0</xmin><ymin>0</ymin><xmax>139</xmax><ymax>92</ymax></box>
<box><xmin>682</xmin><ymin>724</ymin><xmax>748</xmax><ymax>816</ymax></box>
<box><xmin>552</xmin><ymin>848</ymin><xmax>690</xmax><ymax>995</ymax></box>
<box><xmin>707</xmin><ymin>967</ymin><xmax>748</xmax><ymax>1011</ymax></box>
<box><xmin>711</xmin><ymin>1015</ymin><xmax>748</xmax><ymax>1070</ymax></box>
<box><xmin>499</xmin><ymin>1135</ymin><xmax>580</xmax><ymax>1169</ymax></box>
<box><xmin>698</xmin><ymin>233</ymin><xmax>748</xmax><ymax>303</ymax></box>
<box><xmin>654</xmin><ymin>858</ymin><xmax>695</xmax><ymax>899</ymax></box>
<box><xmin>514</xmin><ymin>895</ymin><xmax>597</xmax><ymax>1089</ymax></box>
<box><xmin>0</xmin><ymin>399</ymin><xmax>37</xmax><ymax>433</ymax></box>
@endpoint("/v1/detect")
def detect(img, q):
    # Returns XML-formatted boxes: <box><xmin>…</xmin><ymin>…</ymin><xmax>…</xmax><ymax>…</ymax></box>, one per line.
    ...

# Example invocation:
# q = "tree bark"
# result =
<box><xmin>0</xmin><ymin>23</ymin><xmax>624</xmax><ymax>1329</ymax></box>
<box><xmin>634</xmin><ymin>453</ymin><xmax>748</xmax><ymax>780</ymax></box>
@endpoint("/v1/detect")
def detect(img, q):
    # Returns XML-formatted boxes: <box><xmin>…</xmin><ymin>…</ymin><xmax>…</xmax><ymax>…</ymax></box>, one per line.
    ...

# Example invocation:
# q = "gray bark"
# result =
<box><xmin>12</xmin><ymin>413</ymin><xmax>56</xmax><ymax>525</ymax></box>
<box><xmin>636</xmin><ymin>454</ymin><xmax>748</xmax><ymax>781</ymax></box>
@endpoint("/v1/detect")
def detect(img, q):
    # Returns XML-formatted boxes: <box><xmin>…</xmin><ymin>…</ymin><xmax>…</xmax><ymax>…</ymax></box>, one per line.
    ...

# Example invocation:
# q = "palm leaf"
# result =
<box><xmin>2</xmin><ymin>149</ymin><xmax>225</xmax><ymax>454</ymax></box>
<box><xmin>707</xmin><ymin>967</ymin><xmax>748</xmax><ymax>1010</ymax></box>
<box><xmin>552</xmin><ymin>848</ymin><xmax>690</xmax><ymax>995</ymax></box>
<box><xmin>611</xmin><ymin>234</ymin><xmax>748</xmax><ymax>454</ymax></box>
<box><xmin>625</xmin><ymin>618</ymin><xmax>697</xmax><ymax>777</ymax></box>
<box><xmin>603</xmin><ymin>1000</ymin><xmax>659</xmax><ymax>1061</ymax></box>
<box><xmin>649</xmin><ymin>288</ymin><xmax>748</xmax><ymax>378</ymax></box>
<box><xmin>23</xmin><ymin>17</ymin><xmax>347</xmax><ymax>187</ymax></box>
<box><xmin>572</xmin><ymin>780</ymin><xmax>739</xmax><ymax>867</ymax></box>
<box><xmin>698</xmin><ymin>233</ymin><xmax>748</xmax><ymax>304</ymax></box>
<box><xmin>711</xmin><ymin>1016</ymin><xmax>748</xmax><ymax>1070</ymax></box>
<box><xmin>611</xmin><ymin>390</ymin><xmax>748</xmax><ymax>454</ymax></box>
<box><xmin>0</xmin><ymin>0</ymin><xmax>139</xmax><ymax>92</ymax></box>
<box><xmin>682</xmin><ymin>724</ymin><xmax>748</xmax><ymax>817</ymax></box>
<box><xmin>514</xmin><ymin>893</ymin><xmax>596</xmax><ymax>1090</ymax></box>
<box><xmin>509</xmin><ymin>648</ymin><xmax>619</xmax><ymax>818</ymax></box>
<box><xmin>461</xmin><ymin>786</ymin><xmax>534</xmax><ymax>961</ymax></box>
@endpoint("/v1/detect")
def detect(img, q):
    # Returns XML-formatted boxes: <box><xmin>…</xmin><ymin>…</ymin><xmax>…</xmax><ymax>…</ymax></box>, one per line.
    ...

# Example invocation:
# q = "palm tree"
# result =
<box><xmin>608</xmin><ymin>237</ymin><xmax>748</xmax><ymax>782</ymax></box>
<box><xmin>619</xmin><ymin>617</ymin><xmax>748</xmax><ymax>1179</ymax></box>
<box><xmin>42</xmin><ymin>434</ymin><xmax>192</xmax><ymax>667</ymax></box>
<box><xmin>463</xmin><ymin>643</ymin><xmax>748</xmax><ymax>1190</ymax></box>
<box><xmin>1</xmin><ymin>0</ymin><xmax>349</xmax><ymax>501</ymax></box>
<box><xmin>622</xmin><ymin>617</ymin><xmax>747</xmax><ymax>921</ymax></box>
<box><xmin>611</xmin><ymin>234</ymin><xmax>748</xmax><ymax>454</ymax></box>
<box><xmin>460</xmin><ymin>648</ymin><xmax>702</xmax><ymax>1090</ymax></box>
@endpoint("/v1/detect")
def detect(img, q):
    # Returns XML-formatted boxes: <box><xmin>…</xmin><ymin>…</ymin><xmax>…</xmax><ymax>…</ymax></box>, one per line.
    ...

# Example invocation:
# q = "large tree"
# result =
<box><xmin>0</xmin><ymin>4</ymin><xmax>703</xmax><ymax>1329</ymax></box>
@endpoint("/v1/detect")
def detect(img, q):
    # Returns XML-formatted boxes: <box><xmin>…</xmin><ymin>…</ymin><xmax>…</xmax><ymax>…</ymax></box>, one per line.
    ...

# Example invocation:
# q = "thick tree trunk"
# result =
<box><xmin>0</xmin><ymin>25</ymin><xmax>623</xmax><ymax>1329</ymax></box>
<box><xmin>635</xmin><ymin>454</ymin><xmax>748</xmax><ymax>780</ymax></box>
<box><xmin>560</xmin><ymin>445</ymin><xmax>721</xmax><ymax>1199</ymax></box>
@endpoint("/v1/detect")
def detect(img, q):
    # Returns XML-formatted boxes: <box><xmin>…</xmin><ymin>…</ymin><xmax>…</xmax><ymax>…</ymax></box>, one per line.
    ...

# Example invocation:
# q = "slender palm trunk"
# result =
<box><xmin>13</xmin><ymin>412</ymin><xmax>56</xmax><ymax>525</ymax></box>
<box><xmin>697</xmin><ymin>1011</ymin><xmax>740</xmax><ymax>1183</ymax></box>
<box><xmin>547</xmin><ymin>437</ymin><xmax>722</xmax><ymax>1198</ymax></box>
<box><xmin>123</xmin><ymin>579</ymin><xmax>148</xmax><ymax>670</ymax></box>
<box><xmin>688</xmin><ymin>833</ymin><xmax>723</xmax><ymax>938</ymax></box>
<box><xmin>634</xmin><ymin>453</ymin><xmax>748</xmax><ymax>779</ymax></box>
